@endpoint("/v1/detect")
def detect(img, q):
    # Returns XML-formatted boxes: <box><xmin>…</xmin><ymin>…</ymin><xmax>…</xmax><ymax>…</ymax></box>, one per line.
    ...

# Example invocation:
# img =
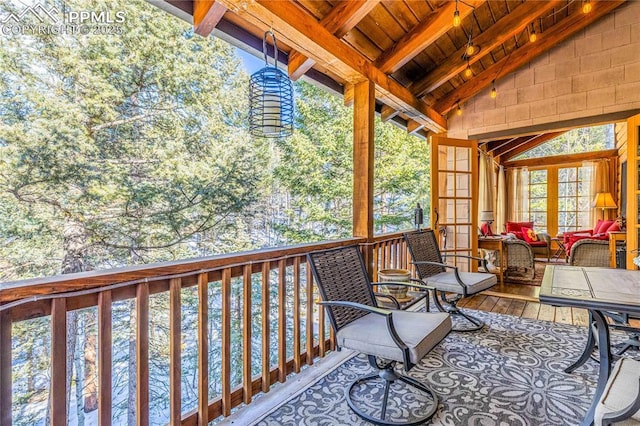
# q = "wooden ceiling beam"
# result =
<box><xmin>492</xmin><ymin>134</ymin><xmax>542</xmax><ymax>158</ymax></box>
<box><xmin>412</xmin><ymin>0</ymin><xmax>561</xmax><ymax>97</ymax></box>
<box><xmin>407</xmin><ymin>119</ymin><xmax>424</xmax><ymax>135</ymax></box>
<box><xmin>375</xmin><ymin>1</ymin><xmax>482</xmax><ymax>75</ymax></box>
<box><xmin>380</xmin><ymin>104</ymin><xmax>399</xmax><ymax>122</ymax></box>
<box><xmin>227</xmin><ymin>0</ymin><xmax>447</xmax><ymax>132</ymax></box>
<box><xmin>194</xmin><ymin>0</ymin><xmax>227</xmax><ymax>37</ymax></box>
<box><xmin>288</xmin><ymin>0</ymin><xmax>380</xmax><ymax>80</ymax></box>
<box><xmin>499</xmin><ymin>132</ymin><xmax>565</xmax><ymax>161</ymax></box>
<box><xmin>433</xmin><ymin>0</ymin><xmax>624</xmax><ymax>115</ymax></box>
<box><xmin>503</xmin><ymin>149</ymin><xmax>618</xmax><ymax>168</ymax></box>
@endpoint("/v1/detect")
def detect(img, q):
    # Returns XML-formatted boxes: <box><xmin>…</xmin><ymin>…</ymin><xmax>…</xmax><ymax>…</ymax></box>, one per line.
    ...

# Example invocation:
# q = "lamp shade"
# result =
<box><xmin>592</xmin><ymin>192</ymin><xmax>617</xmax><ymax>209</ymax></box>
<box><xmin>479</xmin><ymin>210</ymin><xmax>494</xmax><ymax>222</ymax></box>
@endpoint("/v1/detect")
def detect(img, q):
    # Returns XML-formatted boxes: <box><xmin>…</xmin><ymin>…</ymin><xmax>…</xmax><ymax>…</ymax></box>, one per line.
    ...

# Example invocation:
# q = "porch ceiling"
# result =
<box><xmin>158</xmin><ymin>0</ymin><xmax>624</xmax><ymax>136</ymax></box>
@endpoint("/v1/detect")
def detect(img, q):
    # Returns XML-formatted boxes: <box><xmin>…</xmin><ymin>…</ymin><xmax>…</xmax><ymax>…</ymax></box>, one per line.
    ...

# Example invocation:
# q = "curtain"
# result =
<box><xmin>478</xmin><ymin>151</ymin><xmax>495</xmax><ymax>223</ymax></box>
<box><xmin>496</xmin><ymin>165</ymin><xmax>506</xmax><ymax>234</ymax></box>
<box><xmin>507</xmin><ymin>167</ymin><xmax>529</xmax><ymax>224</ymax></box>
<box><xmin>582</xmin><ymin>159</ymin><xmax>611</xmax><ymax>226</ymax></box>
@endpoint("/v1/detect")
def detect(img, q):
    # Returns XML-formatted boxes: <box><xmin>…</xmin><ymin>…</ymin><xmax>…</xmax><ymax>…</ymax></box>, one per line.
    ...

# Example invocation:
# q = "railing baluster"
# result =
<box><xmin>293</xmin><ymin>257</ymin><xmax>301</xmax><ymax>373</ymax></box>
<box><xmin>51</xmin><ymin>298</ymin><xmax>67</xmax><ymax>424</ymax></box>
<box><xmin>318</xmin><ymin>294</ymin><xmax>326</xmax><ymax>357</ymax></box>
<box><xmin>1</xmin><ymin>311</ymin><xmax>12</xmax><ymax>426</ymax></box>
<box><xmin>261</xmin><ymin>262</ymin><xmax>270</xmax><ymax>393</ymax></box>
<box><xmin>169</xmin><ymin>278</ymin><xmax>181</xmax><ymax>425</ymax></box>
<box><xmin>197</xmin><ymin>273</ymin><xmax>209</xmax><ymax>426</ymax></box>
<box><xmin>242</xmin><ymin>264</ymin><xmax>252</xmax><ymax>404</ymax></box>
<box><xmin>221</xmin><ymin>268</ymin><xmax>231</xmax><ymax>417</ymax></box>
<box><xmin>278</xmin><ymin>259</ymin><xmax>286</xmax><ymax>383</ymax></box>
<box><xmin>136</xmin><ymin>283</ymin><xmax>149</xmax><ymax>426</ymax></box>
<box><xmin>98</xmin><ymin>291</ymin><xmax>112</xmax><ymax>426</ymax></box>
<box><xmin>372</xmin><ymin>243</ymin><xmax>379</xmax><ymax>282</ymax></box>
<box><xmin>305</xmin><ymin>263</ymin><xmax>314</xmax><ymax>366</ymax></box>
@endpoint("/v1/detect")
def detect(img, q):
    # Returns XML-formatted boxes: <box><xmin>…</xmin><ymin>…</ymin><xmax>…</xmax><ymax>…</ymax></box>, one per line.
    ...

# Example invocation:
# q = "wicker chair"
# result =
<box><xmin>307</xmin><ymin>245</ymin><xmax>451</xmax><ymax>425</ymax></box>
<box><xmin>503</xmin><ymin>239</ymin><xmax>535</xmax><ymax>282</ymax></box>
<box><xmin>569</xmin><ymin>239</ymin><xmax>610</xmax><ymax>267</ymax></box>
<box><xmin>404</xmin><ymin>230</ymin><xmax>497</xmax><ymax>332</ymax></box>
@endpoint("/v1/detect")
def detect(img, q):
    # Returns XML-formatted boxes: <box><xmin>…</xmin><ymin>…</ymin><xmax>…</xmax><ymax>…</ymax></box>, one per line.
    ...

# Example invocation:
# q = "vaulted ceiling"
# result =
<box><xmin>157</xmin><ymin>0</ymin><xmax>625</xmax><ymax>139</ymax></box>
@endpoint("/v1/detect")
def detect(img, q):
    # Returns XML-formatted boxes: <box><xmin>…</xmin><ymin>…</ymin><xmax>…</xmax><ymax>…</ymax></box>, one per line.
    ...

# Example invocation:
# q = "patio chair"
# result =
<box><xmin>308</xmin><ymin>245</ymin><xmax>451</xmax><ymax>425</ymax></box>
<box><xmin>404</xmin><ymin>230</ymin><xmax>497</xmax><ymax>332</ymax></box>
<box><xmin>504</xmin><ymin>238</ymin><xmax>535</xmax><ymax>282</ymax></box>
<box><xmin>594</xmin><ymin>357</ymin><xmax>640</xmax><ymax>426</ymax></box>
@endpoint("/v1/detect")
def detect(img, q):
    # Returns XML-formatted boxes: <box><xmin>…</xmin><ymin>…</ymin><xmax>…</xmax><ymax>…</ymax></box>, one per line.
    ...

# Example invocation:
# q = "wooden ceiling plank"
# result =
<box><xmin>434</xmin><ymin>0</ymin><xmax>624</xmax><ymax>115</ymax></box>
<box><xmin>499</xmin><ymin>132</ymin><xmax>565</xmax><ymax>161</ymax></box>
<box><xmin>504</xmin><ymin>149</ymin><xmax>619</xmax><ymax>168</ymax></box>
<box><xmin>288</xmin><ymin>0</ymin><xmax>381</xmax><ymax>80</ymax></box>
<box><xmin>194</xmin><ymin>0</ymin><xmax>227</xmax><ymax>37</ymax></box>
<box><xmin>232</xmin><ymin>0</ymin><xmax>447</xmax><ymax>132</ymax></box>
<box><xmin>487</xmin><ymin>136</ymin><xmax>526</xmax><ymax>153</ymax></box>
<box><xmin>375</xmin><ymin>1</ymin><xmax>483</xmax><ymax>74</ymax></box>
<box><xmin>412</xmin><ymin>0</ymin><xmax>562</xmax><ymax>97</ymax></box>
<box><xmin>380</xmin><ymin>104</ymin><xmax>399</xmax><ymax>122</ymax></box>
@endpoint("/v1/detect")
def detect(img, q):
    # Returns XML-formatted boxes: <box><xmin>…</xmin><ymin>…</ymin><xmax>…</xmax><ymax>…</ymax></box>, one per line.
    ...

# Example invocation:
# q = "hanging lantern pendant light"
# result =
<box><xmin>249</xmin><ymin>31</ymin><xmax>294</xmax><ymax>138</ymax></box>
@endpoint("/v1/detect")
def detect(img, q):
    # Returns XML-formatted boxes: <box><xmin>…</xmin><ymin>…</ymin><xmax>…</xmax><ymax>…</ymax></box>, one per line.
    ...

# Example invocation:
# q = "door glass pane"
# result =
<box><xmin>440</xmin><ymin>172</ymin><xmax>455</xmax><ymax>197</ymax></box>
<box><xmin>455</xmin><ymin>227</ymin><xmax>470</xmax><ymax>249</ymax></box>
<box><xmin>456</xmin><ymin>147</ymin><xmax>469</xmax><ymax>170</ymax></box>
<box><xmin>456</xmin><ymin>174</ymin><xmax>470</xmax><ymax>197</ymax></box>
<box><xmin>456</xmin><ymin>200</ymin><xmax>470</xmax><ymax>222</ymax></box>
<box><xmin>439</xmin><ymin>199</ymin><xmax>455</xmax><ymax>222</ymax></box>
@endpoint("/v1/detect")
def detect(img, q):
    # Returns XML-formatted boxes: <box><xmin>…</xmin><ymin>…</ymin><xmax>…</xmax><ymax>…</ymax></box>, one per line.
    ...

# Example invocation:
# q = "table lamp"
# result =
<box><xmin>592</xmin><ymin>192</ymin><xmax>617</xmax><ymax>220</ymax></box>
<box><xmin>480</xmin><ymin>210</ymin><xmax>494</xmax><ymax>236</ymax></box>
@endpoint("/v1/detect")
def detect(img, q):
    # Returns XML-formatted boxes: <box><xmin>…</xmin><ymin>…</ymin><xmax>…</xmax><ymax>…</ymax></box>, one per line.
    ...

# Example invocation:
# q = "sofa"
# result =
<box><xmin>563</xmin><ymin>219</ymin><xmax>622</xmax><ymax>255</ymax></box>
<box><xmin>504</xmin><ymin>221</ymin><xmax>550</xmax><ymax>261</ymax></box>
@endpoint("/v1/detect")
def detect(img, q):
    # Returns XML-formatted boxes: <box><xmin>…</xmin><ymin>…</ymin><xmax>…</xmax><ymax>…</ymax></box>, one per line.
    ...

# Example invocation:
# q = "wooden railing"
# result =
<box><xmin>0</xmin><ymin>231</ymin><xmax>418</xmax><ymax>425</ymax></box>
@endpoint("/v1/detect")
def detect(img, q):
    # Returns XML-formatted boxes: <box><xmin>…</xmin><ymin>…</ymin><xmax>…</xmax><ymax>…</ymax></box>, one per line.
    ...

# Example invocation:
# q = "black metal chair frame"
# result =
<box><xmin>404</xmin><ymin>230</ymin><xmax>490</xmax><ymax>332</ymax></box>
<box><xmin>308</xmin><ymin>245</ymin><xmax>442</xmax><ymax>426</ymax></box>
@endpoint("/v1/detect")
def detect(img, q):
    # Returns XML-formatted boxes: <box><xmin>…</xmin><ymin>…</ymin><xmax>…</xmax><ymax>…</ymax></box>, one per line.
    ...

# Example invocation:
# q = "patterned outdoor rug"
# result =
<box><xmin>256</xmin><ymin>310</ymin><xmax>607</xmax><ymax>426</ymax></box>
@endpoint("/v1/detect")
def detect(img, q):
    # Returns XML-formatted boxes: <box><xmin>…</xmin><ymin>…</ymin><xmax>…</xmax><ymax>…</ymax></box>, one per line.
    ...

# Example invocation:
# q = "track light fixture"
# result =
<box><xmin>457</xmin><ymin>102</ymin><xmax>462</xmax><ymax>116</ymax></box>
<box><xmin>529</xmin><ymin>24</ymin><xmax>537</xmax><ymax>43</ymax></box>
<box><xmin>464</xmin><ymin>61</ymin><xmax>473</xmax><ymax>78</ymax></box>
<box><xmin>490</xmin><ymin>80</ymin><xmax>497</xmax><ymax>99</ymax></box>
<box><xmin>582</xmin><ymin>0</ymin><xmax>592</xmax><ymax>14</ymax></box>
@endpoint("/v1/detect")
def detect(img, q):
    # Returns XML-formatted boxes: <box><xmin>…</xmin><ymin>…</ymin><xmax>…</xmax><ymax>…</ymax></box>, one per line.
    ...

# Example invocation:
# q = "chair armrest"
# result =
<box><xmin>443</xmin><ymin>253</ymin><xmax>488</xmax><ymax>270</ymax></box>
<box><xmin>602</xmin><ymin>377</ymin><xmax>640</xmax><ymax>426</ymax></box>
<box><xmin>373</xmin><ymin>293</ymin><xmax>401</xmax><ymax>309</ymax></box>
<box><xmin>318</xmin><ymin>301</ymin><xmax>391</xmax><ymax>317</ymax></box>
<box><xmin>373</xmin><ymin>281</ymin><xmax>433</xmax><ymax>291</ymax></box>
<box><xmin>537</xmin><ymin>232</ymin><xmax>551</xmax><ymax>244</ymax></box>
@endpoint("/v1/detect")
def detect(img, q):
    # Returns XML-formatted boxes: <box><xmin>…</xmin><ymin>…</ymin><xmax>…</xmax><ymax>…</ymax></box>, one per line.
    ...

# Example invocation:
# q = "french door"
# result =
<box><xmin>626</xmin><ymin>113</ymin><xmax>640</xmax><ymax>269</ymax></box>
<box><xmin>430</xmin><ymin>136</ymin><xmax>479</xmax><ymax>272</ymax></box>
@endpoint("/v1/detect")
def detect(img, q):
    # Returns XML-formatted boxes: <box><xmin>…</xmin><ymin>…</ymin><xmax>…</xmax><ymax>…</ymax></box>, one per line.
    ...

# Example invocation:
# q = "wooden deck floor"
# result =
<box><xmin>473</xmin><ymin>283</ymin><xmax>640</xmax><ymax>327</ymax></box>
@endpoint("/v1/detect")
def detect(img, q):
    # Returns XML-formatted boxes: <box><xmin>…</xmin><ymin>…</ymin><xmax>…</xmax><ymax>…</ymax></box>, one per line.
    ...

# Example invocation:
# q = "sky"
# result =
<box><xmin>236</xmin><ymin>47</ymin><xmax>268</xmax><ymax>75</ymax></box>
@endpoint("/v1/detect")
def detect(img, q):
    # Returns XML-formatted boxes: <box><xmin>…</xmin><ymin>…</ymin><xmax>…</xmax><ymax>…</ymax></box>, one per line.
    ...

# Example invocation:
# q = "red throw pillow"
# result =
<box><xmin>606</xmin><ymin>222</ymin><xmax>621</xmax><ymax>233</ymax></box>
<box><xmin>521</xmin><ymin>227</ymin><xmax>538</xmax><ymax>243</ymax></box>
<box><xmin>595</xmin><ymin>220</ymin><xmax>614</xmax><ymax>234</ymax></box>
<box><xmin>506</xmin><ymin>221</ymin><xmax>534</xmax><ymax>234</ymax></box>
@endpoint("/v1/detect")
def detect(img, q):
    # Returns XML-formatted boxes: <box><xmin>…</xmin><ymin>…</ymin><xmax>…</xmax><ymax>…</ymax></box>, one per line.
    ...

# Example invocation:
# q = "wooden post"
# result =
<box><xmin>197</xmin><ymin>273</ymin><xmax>209</xmax><ymax>426</ymax></box>
<box><xmin>51</xmin><ymin>299</ymin><xmax>67</xmax><ymax>425</ymax></box>
<box><xmin>98</xmin><ymin>291</ymin><xmax>112</xmax><ymax>426</ymax></box>
<box><xmin>353</xmin><ymin>79</ymin><xmax>375</xmax><ymax>276</ymax></box>
<box><xmin>136</xmin><ymin>283</ymin><xmax>149</xmax><ymax>426</ymax></box>
<box><xmin>169</xmin><ymin>278</ymin><xmax>181</xmax><ymax>424</ymax></box>
<box><xmin>0</xmin><ymin>311</ymin><xmax>11</xmax><ymax>426</ymax></box>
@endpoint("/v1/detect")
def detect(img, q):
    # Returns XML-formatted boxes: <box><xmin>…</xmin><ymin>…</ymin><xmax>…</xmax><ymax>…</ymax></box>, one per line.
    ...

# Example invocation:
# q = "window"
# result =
<box><xmin>558</xmin><ymin>166</ymin><xmax>591</xmax><ymax>233</ymax></box>
<box><xmin>528</xmin><ymin>170</ymin><xmax>547</xmax><ymax>230</ymax></box>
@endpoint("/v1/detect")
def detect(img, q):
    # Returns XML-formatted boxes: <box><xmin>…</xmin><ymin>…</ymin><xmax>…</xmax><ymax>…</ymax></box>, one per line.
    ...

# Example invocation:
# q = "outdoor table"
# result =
<box><xmin>539</xmin><ymin>265</ymin><xmax>640</xmax><ymax>426</ymax></box>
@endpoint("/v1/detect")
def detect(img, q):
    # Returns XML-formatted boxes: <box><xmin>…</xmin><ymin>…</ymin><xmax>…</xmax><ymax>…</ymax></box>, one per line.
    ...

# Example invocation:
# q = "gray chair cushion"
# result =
<box><xmin>336</xmin><ymin>311</ymin><xmax>451</xmax><ymax>365</ymax></box>
<box><xmin>595</xmin><ymin>357</ymin><xmax>640</xmax><ymax>426</ymax></box>
<box><xmin>426</xmin><ymin>271</ymin><xmax>497</xmax><ymax>294</ymax></box>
